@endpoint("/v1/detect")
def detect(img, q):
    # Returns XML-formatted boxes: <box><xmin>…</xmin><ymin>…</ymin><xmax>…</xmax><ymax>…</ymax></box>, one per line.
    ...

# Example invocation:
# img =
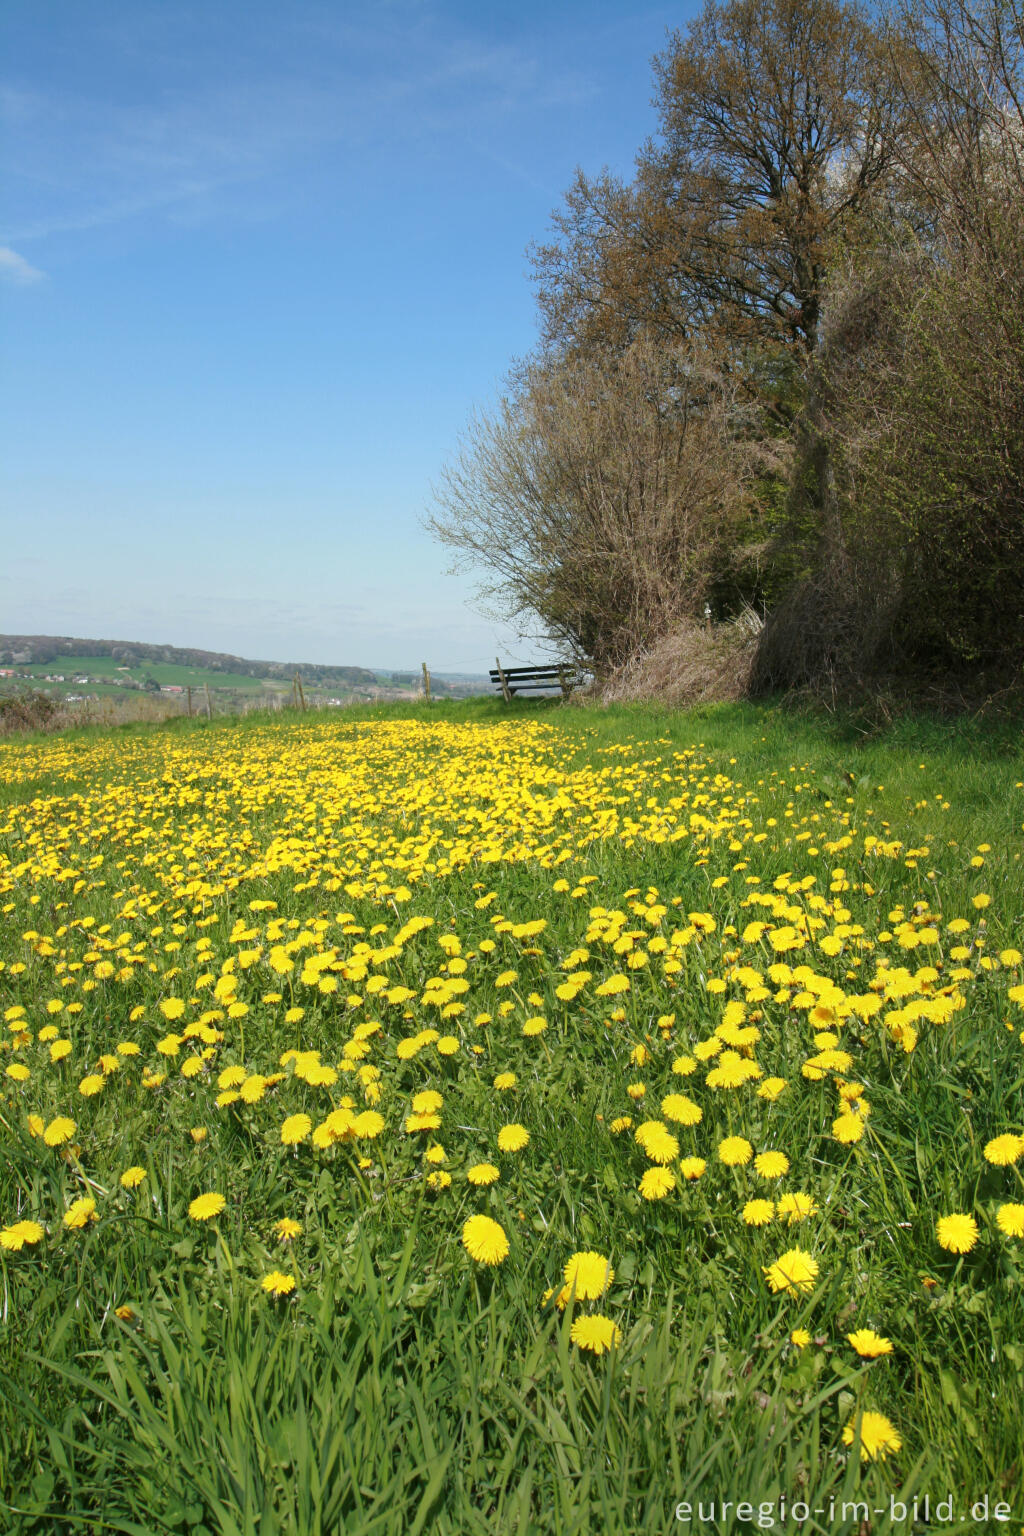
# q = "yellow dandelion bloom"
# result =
<box><xmin>763</xmin><ymin>1247</ymin><xmax>819</xmax><ymax>1294</ymax></box>
<box><xmin>120</xmin><ymin>1167</ymin><xmax>146</xmax><ymax>1189</ymax></box>
<box><xmin>679</xmin><ymin>1156</ymin><xmax>706</xmax><ymax>1180</ymax></box>
<box><xmin>983</xmin><ymin>1133</ymin><xmax>1024</xmax><ymax>1167</ymax></box>
<box><xmin>462</xmin><ymin>1214</ymin><xmax>509</xmax><ymax>1265</ymax></box>
<box><xmin>188</xmin><ymin>1192</ymin><xmax>226</xmax><ymax>1222</ymax></box>
<box><xmin>281</xmin><ymin>1113</ymin><xmax>312</xmax><ymax>1146</ymax></box>
<box><xmin>570</xmin><ymin>1314</ymin><xmax>622</xmax><ymax>1354</ymax></box>
<box><xmin>660</xmin><ymin>1093</ymin><xmax>702</xmax><ymax>1126</ymax></box>
<box><xmin>562</xmin><ymin>1251</ymin><xmax>614</xmax><ymax>1300</ymax></box>
<box><xmin>936</xmin><ymin>1213</ymin><xmax>978</xmax><ymax>1254</ymax></box>
<box><xmin>639</xmin><ymin>1166</ymin><xmax>676</xmax><ymax>1200</ymax></box>
<box><xmin>996</xmin><ymin>1203</ymin><xmax>1024</xmax><ymax>1238</ymax></box>
<box><xmin>43</xmin><ymin>1116</ymin><xmax>76</xmax><ymax>1147</ymax></box>
<box><xmin>467</xmin><ymin>1162</ymin><xmax>500</xmax><ymax>1185</ymax></box>
<box><xmin>743</xmin><ymin>1199</ymin><xmax>775</xmax><ymax>1227</ymax></box>
<box><xmin>63</xmin><ymin>1197</ymin><xmax>97</xmax><ymax>1230</ymax></box>
<box><xmin>497</xmin><ymin>1123</ymin><xmax>529</xmax><ymax>1153</ymax></box>
<box><xmin>832</xmin><ymin>1112</ymin><xmax>866</xmax><ymax>1145</ymax></box>
<box><xmin>718</xmin><ymin>1136</ymin><xmax>753</xmax><ymax>1167</ymax></box>
<box><xmin>847</xmin><ymin>1328</ymin><xmax>893</xmax><ymax>1358</ymax></box>
<box><xmin>262</xmin><ymin>1271</ymin><xmax>296</xmax><ymax>1297</ymax></box>
<box><xmin>842</xmin><ymin>1410</ymin><xmax>901</xmax><ymax>1461</ymax></box>
<box><xmin>1</xmin><ymin>1220</ymin><xmax>45</xmax><ymax>1251</ymax></box>
<box><xmin>777</xmin><ymin>1192</ymin><xmax>818</xmax><ymax>1225</ymax></box>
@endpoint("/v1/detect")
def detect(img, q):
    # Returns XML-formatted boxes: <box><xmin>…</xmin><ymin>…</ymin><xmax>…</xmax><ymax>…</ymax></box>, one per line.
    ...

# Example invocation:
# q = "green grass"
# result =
<box><xmin>15</xmin><ymin>655</ymin><xmax>270</xmax><ymax>694</ymax></box>
<box><xmin>0</xmin><ymin>699</ymin><xmax>1022</xmax><ymax>1534</ymax></box>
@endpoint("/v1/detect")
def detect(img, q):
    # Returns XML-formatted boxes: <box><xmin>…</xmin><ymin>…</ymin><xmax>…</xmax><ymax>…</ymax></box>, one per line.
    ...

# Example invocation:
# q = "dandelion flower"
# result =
<box><xmin>570</xmin><ymin>1314</ymin><xmax>622</xmax><ymax>1354</ymax></box>
<box><xmin>936</xmin><ymin>1213</ymin><xmax>978</xmax><ymax>1254</ymax></box>
<box><xmin>847</xmin><ymin>1328</ymin><xmax>893</xmax><ymax>1358</ymax></box>
<box><xmin>718</xmin><ymin>1136</ymin><xmax>753</xmax><ymax>1167</ymax></box>
<box><xmin>1</xmin><ymin>1220</ymin><xmax>45</xmax><ymax>1251</ymax></box>
<box><xmin>497</xmin><ymin>1123</ymin><xmax>529</xmax><ymax>1153</ymax></box>
<box><xmin>757</xmin><ymin>1077</ymin><xmax>788</xmax><ymax>1101</ymax></box>
<box><xmin>833</xmin><ymin>1112</ymin><xmax>866</xmax><ymax>1145</ymax></box>
<box><xmin>842</xmin><ymin>1410</ymin><xmax>901</xmax><ymax>1461</ymax></box>
<box><xmin>120</xmin><ymin>1167</ymin><xmax>146</xmax><ymax>1189</ymax></box>
<box><xmin>763</xmin><ymin>1247</ymin><xmax>819</xmax><ymax>1294</ymax></box>
<box><xmin>639</xmin><ymin>1166</ymin><xmax>676</xmax><ymax>1200</ymax></box>
<box><xmin>777</xmin><ymin>1192</ymin><xmax>818</xmax><ymax>1225</ymax></box>
<box><xmin>63</xmin><ymin>1197</ymin><xmax>97</xmax><ymax>1230</ymax></box>
<box><xmin>462</xmin><ymin>1213</ymin><xmax>509</xmax><ymax>1265</ymax></box>
<box><xmin>634</xmin><ymin>1121</ymin><xmax>679</xmax><ymax>1164</ymax></box>
<box><xmin>275</xmin><ymin>1217</ymin><xmax>302</xmax><ymax>1241</ymax></box>
<box><xmin>660</xmin><ymin>1093</ymin><xmax>702</xmax><ymax>1126</ymax></box>
<box><xmin>679</xmin><ymin>1156</ymin><xmax>706</xmax><ymax>1180</ymax></box>
<box><xmin>412</xmin><ymin>1090</ymin><xmax>443</xmax><ymax>1113</ymax></box>
<box><xmin>188</xmin><ymin>1192</ymin><xmax>226</xmax><ymax>1222</ymax></box>
<box><xmin>790</xmin><ymin>1328</ymin><xmax>811</xmax><ymax>1348</ymax></box>
<box><xmin>281</xmin><ymin>1113</ymin><xmax>312</xmax><ymax>1146</ymax></box>
<box><xmin>984</xmin><ymin>1133</ymin><xmax>1024</xmax><ymax>1167</ymax></box>
<box><xmin>754</xmin><ymin>1151</ymin><xmax>789</xmax><ymax>1179</ymax></box>
<box><xmin>492</xmin><ymin>1072</ymin><xmax>517</xmax><ymax>1091</ymax></box>
<box><xmin>467</xmin><ymin>1163</ymin><xmax>500</xmax><ymax>1186</ymax></box>
<box><xmin>405</xmin><ymin>1111</ymin><xmax>441</xmax><ymax>1132</ymax></box>
<box><xmin>262</xmin><ymin>1271</ymin><xmax>296</xmax><ymax>1297</ymax></box>
<box><xmin>996</xmin><ymin>1203</ymin><xmax>1024</xmax><ymax>1238</ymax></box>
<box><xmin>743</xmin><ymin>1199</ymin><xmax>775</xmax><ymax>1227</ymax></box>
<box><xmin>563</xmin><ymin>1251</ymin><xmax>614</xmax><ymax>1300</ymax></box>
<box><xmin>43</xmin><ymin>1116</ymin><xmax>76</xmax><ymax>1147</ymax></box>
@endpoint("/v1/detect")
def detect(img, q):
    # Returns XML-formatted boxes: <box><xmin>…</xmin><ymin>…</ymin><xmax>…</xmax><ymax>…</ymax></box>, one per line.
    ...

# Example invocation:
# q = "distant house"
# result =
<box><xmin>162</xmin><ymin>685</ymin><xmax>184</xmax><ymax>694</ymax></box>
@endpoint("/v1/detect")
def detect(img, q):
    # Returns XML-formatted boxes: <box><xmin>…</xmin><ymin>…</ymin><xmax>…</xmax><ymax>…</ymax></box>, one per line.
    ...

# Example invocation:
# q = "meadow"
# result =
<box><xmin>1</xmin><ymin>699</ymin><xmax>1022</xmax><ymax>1535</ymax></box>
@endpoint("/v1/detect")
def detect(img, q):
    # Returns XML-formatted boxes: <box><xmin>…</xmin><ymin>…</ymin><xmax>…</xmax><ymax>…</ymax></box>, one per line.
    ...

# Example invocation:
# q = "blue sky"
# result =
<box><xmin>1</xmin><ymin>0</ymin><xmax>686</xmax><ymax>671</ymax></box>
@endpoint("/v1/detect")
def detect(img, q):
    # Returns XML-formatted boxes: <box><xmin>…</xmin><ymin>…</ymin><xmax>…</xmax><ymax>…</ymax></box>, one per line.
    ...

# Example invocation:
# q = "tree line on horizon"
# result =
<box><xmin>430</xmin><ymin>0</ymin><xmax>1024</xmax><ymax>698</ymax></box>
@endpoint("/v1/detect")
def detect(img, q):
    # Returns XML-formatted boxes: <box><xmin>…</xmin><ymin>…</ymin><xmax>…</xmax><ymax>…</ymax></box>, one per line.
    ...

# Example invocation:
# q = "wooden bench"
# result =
<box><xmin>490</xmin><ymin>659</ymin><xmax>587</xmax><ymax>701</ymax></box>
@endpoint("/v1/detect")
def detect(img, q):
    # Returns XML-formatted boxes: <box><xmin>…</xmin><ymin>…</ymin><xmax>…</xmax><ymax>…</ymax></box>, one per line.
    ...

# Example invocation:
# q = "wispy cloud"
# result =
<box><xmin>1</xmin><ymin>3</ymin><xmax>598</xmax><ymax>247</ymax></box>
<box><xmin>0</xmin><ymin>245</ymin><xmax>43</xmax><ymax>283</ymax></box>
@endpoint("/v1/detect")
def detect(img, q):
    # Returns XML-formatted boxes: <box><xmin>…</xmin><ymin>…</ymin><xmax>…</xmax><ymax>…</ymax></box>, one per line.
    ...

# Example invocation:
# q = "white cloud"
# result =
<box><xmin>0</xmin><ymin>245</ymin><xmax>43</xmax><ymax>284</ymax></box>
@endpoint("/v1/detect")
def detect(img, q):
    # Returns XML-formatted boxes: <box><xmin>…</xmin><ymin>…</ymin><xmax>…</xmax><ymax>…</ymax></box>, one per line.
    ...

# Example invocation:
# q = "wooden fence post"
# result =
<box><xmin>296</xmin><ymin>674</ymin><xmax>306</xmax><ymax>710</ymax></box>
<box><xmin>495</xmin><ymin>657</ymin><xmax>511</xmax><ymax>703</ymax></box>
<box><xmin>186</xmin><ymin>685</ymin><xmax>193</xmax><ymax>717</ymax></box>
<box><xmin>204</xmin><ymin>684</ymin><xmax>212</xmax><ymax>719</ymax></box>
<box><xmin>421</xmin><ymin>662</ymin><xmax>431</xmax><ymax>703</ymax></box>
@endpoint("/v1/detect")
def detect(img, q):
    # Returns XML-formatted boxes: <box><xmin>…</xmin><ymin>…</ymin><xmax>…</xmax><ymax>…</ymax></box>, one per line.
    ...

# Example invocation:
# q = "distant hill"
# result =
<box><xmin>2</xmin><ymin>635</ymin><xmax>386</xmax><ymax>690</ymax></box>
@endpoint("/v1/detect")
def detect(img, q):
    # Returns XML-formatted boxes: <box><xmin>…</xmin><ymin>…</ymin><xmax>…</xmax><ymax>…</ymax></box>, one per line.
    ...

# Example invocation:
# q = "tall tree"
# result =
<box><xmin>532</xmin><ymin>0</ymin><xmax>902</xmax><ymax>415</ymax></box>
